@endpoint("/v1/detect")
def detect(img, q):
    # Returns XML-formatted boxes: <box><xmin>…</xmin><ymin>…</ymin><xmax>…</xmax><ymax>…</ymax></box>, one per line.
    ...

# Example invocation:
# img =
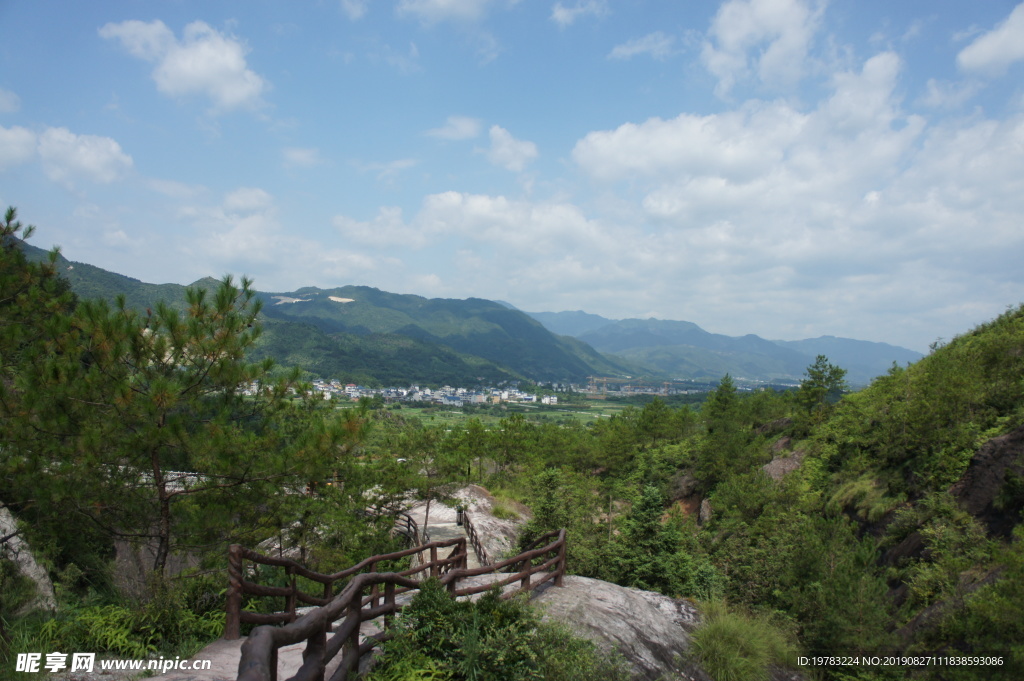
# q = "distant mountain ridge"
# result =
<box><xmin>21</xmin><ymin>240</ymin><xmax>922</xmax><ymax>385</ymax></box>
<box><xmin>18</xmin><ymin>241</ymin><xmax>630</xmax><ymax>385</ymax></box>
<box><xmin>525</xmin><ymin>311</ymin><xmax>923</xmax><ymax>385</ymax></box>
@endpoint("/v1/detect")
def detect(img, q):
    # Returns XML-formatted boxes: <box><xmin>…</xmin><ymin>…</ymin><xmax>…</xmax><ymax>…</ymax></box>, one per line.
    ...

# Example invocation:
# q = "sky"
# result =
<box><xmin>2</xmin><ymin>0</ymin><xmax>1023</xmax><ymax>353</ymax></box>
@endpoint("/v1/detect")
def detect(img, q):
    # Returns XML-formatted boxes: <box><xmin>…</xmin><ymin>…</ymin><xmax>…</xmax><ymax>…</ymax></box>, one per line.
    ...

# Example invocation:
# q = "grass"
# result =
<box><xmin>690</xmin><ymin>600</ymin><xmax>798</xmax><ymax>681</ymax></box>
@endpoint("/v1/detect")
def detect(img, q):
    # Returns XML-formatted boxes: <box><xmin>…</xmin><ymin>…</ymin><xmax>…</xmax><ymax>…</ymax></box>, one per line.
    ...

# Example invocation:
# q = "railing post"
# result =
<box><xmin>430</xmin><ymin>545</ymin><xmax>438</xmax><ymax>578</ymax></box>
<box><xmin>370</xmin><ymin>561</ymin><xmax>379</xmax><ymax>609</ymax></box>
<box><xmin>225</xmin><ymin>544</ymin><xmax>243</xmax><ymax>639</ymax></box>
<box><xmin>344</xmin><ymin>586</ymin><xmax>362</xmax><ymax>677</ymax></box>
<box><xmin>285</xmin><ymin>565</ymin><xmax>297</xmax><ymax>622</ymax></box>
<box><xmin>302</xmin><ymin>623</ymin><xmax>328</xmax><ymax>681</ymax></box>
<box><xmin>520</xmin><ymin>554</ymin><xmax>531</xmax><ymax>591</ymax></box>
<box><xmin>555</xmin><ymin>530</ymin><xmax>566</xmax><ymax>587</ymax></box>
<box><xmin>384</xmin><ymin>582</ymin><xmax>396</xmax><ymax>630</ymax></box>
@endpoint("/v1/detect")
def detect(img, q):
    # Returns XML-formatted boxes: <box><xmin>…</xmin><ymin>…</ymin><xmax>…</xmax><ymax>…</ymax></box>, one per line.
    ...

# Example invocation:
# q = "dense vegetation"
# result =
<box><xmin>3</xmin><ymin>209</ymin><xmax>1023</xmax><ymax>680</ymax></box>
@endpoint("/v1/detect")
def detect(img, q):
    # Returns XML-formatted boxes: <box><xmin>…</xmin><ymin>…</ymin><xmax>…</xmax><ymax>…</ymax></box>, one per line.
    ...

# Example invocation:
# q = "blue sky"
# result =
<box><xmin>2</xmin><ymin>0</ymin><xmax>1023</xmax><ymax>353</ymax></box>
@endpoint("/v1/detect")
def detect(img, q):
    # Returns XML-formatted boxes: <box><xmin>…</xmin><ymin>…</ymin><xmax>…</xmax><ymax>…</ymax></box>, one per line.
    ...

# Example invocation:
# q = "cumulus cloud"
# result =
<box><xmin>223</xmin><ymin>187</ymin><xmax>273</xmax><ymax>213</ymax></box>
<box><xmin>396</xmin><ymin>0</ymin><xmax>495</xmax><ymax>24</ymax></box>
<box><xmin>283</xmin><ymin>146</ymin><xmax>324</xmax><ymax>168</ymax></box>
<box><xmin>0</xmin><ymin>125</ymin><xmax>36</xmax><ymax>170</ymax></box>
<box><xmin>701</xmin><ymin>0</ymin><xmax>824</xmax><ymax>96</ymax></box>
<box><xmin>919</xmin><ymin>78</ymin><xmax>981</xmax><ymax>109</ymax></box>
<box><xmin>334</xmin><ymin>206</ymin><xmax>426</xmax><ymax>248</ymax></box>
<box><xmin>340</xmin><ymin>0</ymin><xmax>368</xmax><ymax>20</ymax></box>
<box><xmin>486</xmin><ymin>125</ymin><xmax>537</xmax><ymax>172</ymax></box>
<box><xmin>551</xmin><ymin>1</ymin><xmax>609</xmax><ymax>28</ymax></box>
<box><xmin>608</xmin><ymin>32</ymin><xmax>676</xmax><ymax>61</ymax></box>
<box><xmin>356</xmin><ymin>158</ymin><xmax>419</xmax><ymax>181</ymax></box>
<box><xmin>563</xmin><ymin>49</ymin><xmax>1024</xmax><ymax>349</ymax></box>
<box><xmin>99</xmin><ymin>19</ymin><xmax>268</xmax><ymax>113</ymax></box>
<box><xmin>183</xmin><ymin>189</ymin><xmax>382</xmax><ymax>287</ymax></box>
<box><xmin>426</xmin><ymin>115</ymin><xmax>482</xmax><ymax>140</ymax></box>
<box><xmin>37</xmin><ymin>127</ymin><xmax>133</xmax><ymax>187</ymax></box>
<box><xmin>0</xmin><ymin>87</ymin><xmax>21</xmax><ymax>113</ymax></box>
<box><xmin>957</xmin><ymin>3</ymin><xmax>1024</xmax><ymax>75</ymax></box>
<box><xmin>148</xmin><ymin>178</ymin><xmax>205</xmax><ymax>199</ymax></box>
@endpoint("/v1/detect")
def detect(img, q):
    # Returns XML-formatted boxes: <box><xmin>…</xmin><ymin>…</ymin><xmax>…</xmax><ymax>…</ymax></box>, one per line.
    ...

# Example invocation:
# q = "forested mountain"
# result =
<box><xmin>17</xmin><ymin>241</ymin><xmax>629</xmax><ymax>385</ymax></box>
<box><xmin>529</xmin><ymin>312</ymin><xmax>923</xmax><ymax>385</ymax></box>
<box><xmin>256</xmin><ymin>286</ymin><xmax>631</xmax><ymax>383</ymax></box>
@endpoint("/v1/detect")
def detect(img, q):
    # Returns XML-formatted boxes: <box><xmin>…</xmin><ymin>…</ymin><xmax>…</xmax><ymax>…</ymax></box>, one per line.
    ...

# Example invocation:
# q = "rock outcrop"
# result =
<box><xmin>762</xmin><ymin>448</ymin><xmax>805</xmax><ymax>481</ymax></box>
<box><xmin>949</xmin><ymin>423</ymin><xmax>1024</xmax><ymax>537</ymax></box>
<box><xmin>405</xmin><ymin>484</ymin><xmax>527</xmax><ymax>562</ymax></box>
<box><xmin>0</xmin><ymin>504</ymin><xmax>56</xmax><ymax>613</ymax></box>
<box><xmin>530</xmin><ymin>576</ymin><xmax>709</xmax><ymax>681</ymax></box>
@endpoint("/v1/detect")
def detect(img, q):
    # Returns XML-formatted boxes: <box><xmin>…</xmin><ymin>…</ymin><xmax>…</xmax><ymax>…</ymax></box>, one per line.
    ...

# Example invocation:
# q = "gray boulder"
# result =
<box><xmin>0</xmin><ymin>504</ymin><xmax>56</xmax><ymax>613</ymax></box>
<box><xmin>530</xmin><ymin>575</ymin><xmax>709</xmax><ymax>681</ymax></box>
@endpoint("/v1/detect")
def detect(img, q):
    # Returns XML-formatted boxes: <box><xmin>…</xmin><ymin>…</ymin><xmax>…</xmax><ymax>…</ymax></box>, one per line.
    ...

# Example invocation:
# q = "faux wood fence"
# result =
<box><xmin>461</xmin><ymin>511</ymin><xmax>490</xmax><ymax>566</ymax></box>
<box><xmin>230</xmin><ymin>528</ymin><xmax>567</xmax><ymax>681</ymax></box>
<box><xmin>354</xmin><ymin>508</ymin><xmax>421</xmax><ymax>547</ymax></box>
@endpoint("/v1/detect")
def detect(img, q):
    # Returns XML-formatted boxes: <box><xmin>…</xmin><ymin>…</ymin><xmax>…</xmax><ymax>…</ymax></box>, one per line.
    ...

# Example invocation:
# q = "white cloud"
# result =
<box><xmin>551</xmin><ymin>1</ymin><xmax>608</xmax><ymax>28</ymax></box>
<box><xmin>37</xmin><ymin>127</ymin><xmax>133</xmax><ymax>186</ymax></box>
<box><xmin>148</xmin><ymin>178</ymin><xmax>205</xmax><ymax>199</ymax></box>
<box><xmin>382</xmin><ymin>41</ymin><xmax>422</xmax><ymax>74</ymax></box>
<box><xmin>0</xmin><ymin>87</ymin><xmax>21</xmax><ymax>113</ymax></box>
<box><xmin>356</xmin><ymin>158</ymin><xmax>419</xmax><ymax>181</ymax></box>
<box><xmin>608</xmin><ymin>32</ymin><xmax>676</xmax><ymax>61</ymax></box>
<box><xmin>919</xmin><ymin>78</ymin><xmax>981</xmax><ymax>109</ymax></box>
<box><xmin>0</xmin><ymin>125</ymin><xmax>36</xmax><ymax>170</ymax></box>
<box><xmin>486</xmin><ymin>125</ymin><xmax>537</xmax><ymax>172</ymax></box>
<box><xmin>572</xmin><ymin>104</ymin><xmax>806</xmax><ymax>183</ymax></box>
<box><xmin>98</xmin><ymin>19</ymin><xmax>175</xmax><ymax>60</ymax></box>
<box><xmin>99</xmin><ymin>20</ymin><xmax>268</xmax><ymax>113</ymax></box>
<box><xmin>283</xmin><ymin>146</ymin><xmax>324</xmax><ymax>168</ymax></box>
<box><xmin>396</xmin><ymin>0</ymin><xmax>495</xmax><ymax>24</ymax></box>
<box><xmin>334</xmin><ymin>206</ymin><xmax>426</xmax><ymax>248</ymax></box>
<box><xmin>561</xmin><ymin>49</ymin><xmax>1024</xmax><ymax>349</ymax></box>
<box><xmin>701</xmin><ymin>0</ymin><xmax>824</xmax><ymax>96</ymax></box>
<box><xmin>957</xmin><ymin>3</ymin><xmax>1024</xmax><ymax>75</ymax></box>
<box><xmin>184</xmin><ymin>191</ymin><xmax>382</xmax><ymax>287</ymax></box>
<box><xmin>426</xmin><ymin>115</ymin><xmax>482</xmax><ymax>140</ymax></box>
<box><xmin>223</xmin><ymin>187</ymin><xmax>273</xmax><ymax>213</ymax></box>
<box><xmin>340</xmin><ymin>0</ymin><xmax>368</xmax><ymax>20</ymax></box>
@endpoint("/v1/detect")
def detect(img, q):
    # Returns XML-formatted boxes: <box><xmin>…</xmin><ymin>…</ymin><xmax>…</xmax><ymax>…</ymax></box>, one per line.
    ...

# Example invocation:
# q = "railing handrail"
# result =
<box><xmin>224</xmin><ymin>536</ymin><xmax>467</xmax><ymax>639</ymax></box>
<box><xmin>461</xmin><ymin>510</ymin><xmax>490</xmax><ymax>566</ymax></box>
<box><xmin>229</xmin><ymin>528</ymin><xmax>567</xmax><ymax>681</ymax></box>
<box><xmin>355</xmin><ymin>507</ymin><xmax>421</xmax><ymax>547</ymax></box>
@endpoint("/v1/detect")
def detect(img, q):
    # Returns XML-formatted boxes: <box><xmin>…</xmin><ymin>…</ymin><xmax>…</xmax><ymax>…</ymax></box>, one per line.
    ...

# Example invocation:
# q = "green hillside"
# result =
<box><xmin>19</xmin><ymin>242</ymin><xmax>628</xmax><ymax>385</ymax></box>
<box><xmin>257</xmin><ymin>286</ymin><xmax>632</xmax><ymax>382</ymax></box>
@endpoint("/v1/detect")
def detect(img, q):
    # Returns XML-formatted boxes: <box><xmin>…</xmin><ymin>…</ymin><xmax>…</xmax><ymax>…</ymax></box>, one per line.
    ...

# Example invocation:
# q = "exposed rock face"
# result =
<box><xmin>405</xmin><ymin>485</ymin><xmax>527</xmax><ymax>563</ymax></box>
<box><xmin>698</xmin><ymin>498</ymin><xmax>713</xmax><ymax>526</ymax></box>
<box><xmin>949</xmin><ymin>423</ymin><xmax>1024</xmax><ymax>537</ymax></box>
<box><xmin>0</xmin><ymin>504</ymin><xmax>56</xmax><ymax>613</ymax></box>
<box><xmin>530</xmin><ymin>575</ymin><xmax>709</xmax><ymax>681</ymax></box>
<box><xmin>762</xmin><ymin>448</ymin><xmax>805</xmax><ymax>481</ymax></box>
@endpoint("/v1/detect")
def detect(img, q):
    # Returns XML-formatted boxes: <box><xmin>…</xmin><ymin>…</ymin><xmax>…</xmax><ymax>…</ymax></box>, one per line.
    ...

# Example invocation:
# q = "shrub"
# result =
<box><xmin>367</xmin><ymin>579</ymin><xmax>628</xmax><ymax>681</ymax></box>
<box><xmin>690</xmin><ymin>600</ymin><xmax>797</xmax><ymax>681</ymax></box>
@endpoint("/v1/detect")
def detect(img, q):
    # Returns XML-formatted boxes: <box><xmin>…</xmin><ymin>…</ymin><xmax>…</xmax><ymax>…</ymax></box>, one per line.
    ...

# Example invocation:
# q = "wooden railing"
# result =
<box><xmin>231</xmin><ymin>528</ymin><xmax>567</xmax><ymax>681</ymax></box>
<box><xmin>354</xmin><ymin>508</ymin><xmax>421</xmax><ymax>547</ymax></box>
<box><xmin>224</xmin><ymin>537</ymin><xmax>465</xmax><ymax>639</ymax></box>
<box><xmin>461</xmin><ymin>511</ymin><xmax>490</xmax><ymax>566</ymax></box>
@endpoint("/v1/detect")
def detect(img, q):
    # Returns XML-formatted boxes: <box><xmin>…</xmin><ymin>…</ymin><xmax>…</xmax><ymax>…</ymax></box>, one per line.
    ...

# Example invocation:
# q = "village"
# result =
<box><xmin>308</xmin><ymin>379</ymin><xmax>562</xmax><ymax>407</ymax></box>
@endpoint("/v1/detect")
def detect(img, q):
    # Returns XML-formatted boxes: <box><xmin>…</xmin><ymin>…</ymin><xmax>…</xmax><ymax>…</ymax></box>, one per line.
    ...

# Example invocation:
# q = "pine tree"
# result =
<box><xmin>30</xmin><ymin>277</ymin><xmax>352</xmax><ymax>574</ymax></box>
<box><xmin>797</xmin><ymin>355</ymin><xmax>847</xmax><ymax>421</ymax></box>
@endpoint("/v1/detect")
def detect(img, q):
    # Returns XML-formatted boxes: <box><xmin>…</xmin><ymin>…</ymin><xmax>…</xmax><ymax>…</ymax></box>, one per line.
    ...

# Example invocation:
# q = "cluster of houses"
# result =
<box><xmin>240</xmin><ymin>379</ymin><xmax>561</xmax><ymax>408</ymax></box>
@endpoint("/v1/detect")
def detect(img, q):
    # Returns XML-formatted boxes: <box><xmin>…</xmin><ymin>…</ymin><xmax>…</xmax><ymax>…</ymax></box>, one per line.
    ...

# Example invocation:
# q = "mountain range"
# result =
<box><xmin>524</xmin><ymin>310</ymin><xmax>922</xmax><ymax>386</ymax></box>
<box><xmin>22</xmin><ymin>242</ymin><xmax>922</xmax><ymax>386</ymax></box>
